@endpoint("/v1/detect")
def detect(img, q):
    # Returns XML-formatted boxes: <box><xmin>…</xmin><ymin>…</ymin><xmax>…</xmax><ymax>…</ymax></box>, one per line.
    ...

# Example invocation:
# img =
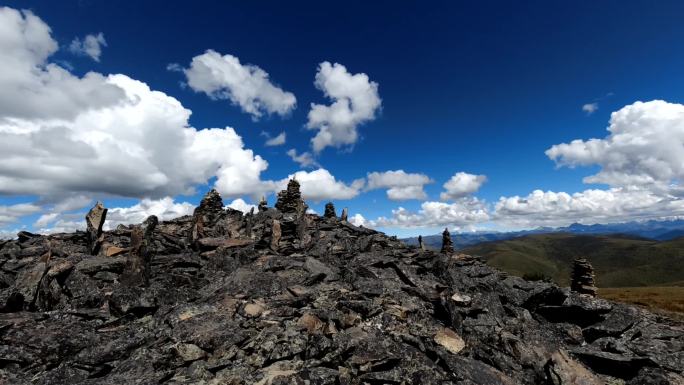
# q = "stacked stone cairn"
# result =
<box><xmin>324</xmin><ymin>202</ymin><xmax>337</xmax><ymax>219</ymax></box>
<box><xmin>571</xmin><ymin>257</ymin><xmax>598</xmax><ymax>297</ymax></box>
<box><xmin>441</xmin><ymin>227</ymin><xmax>454</xmax><ymax>253</ymax></box>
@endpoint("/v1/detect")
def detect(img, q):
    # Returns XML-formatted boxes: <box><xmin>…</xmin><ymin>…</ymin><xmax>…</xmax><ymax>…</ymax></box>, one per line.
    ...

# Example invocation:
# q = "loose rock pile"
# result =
<box><xmin>571</xmin><ymin>258</ymin><xmax>598</xmax><ymax>297</ymax></box>
<box><xmin>0</xmin><ymin>181</ymin><xmax>682</xmax><ymax>384</ymax></box>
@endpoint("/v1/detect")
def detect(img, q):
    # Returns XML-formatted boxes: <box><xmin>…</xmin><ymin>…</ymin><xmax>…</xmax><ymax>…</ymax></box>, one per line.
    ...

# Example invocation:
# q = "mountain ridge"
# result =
<box><xmin>403</xmin><ymin>219</ymin><xmax>684</xmax><ymax>250</ymax></box>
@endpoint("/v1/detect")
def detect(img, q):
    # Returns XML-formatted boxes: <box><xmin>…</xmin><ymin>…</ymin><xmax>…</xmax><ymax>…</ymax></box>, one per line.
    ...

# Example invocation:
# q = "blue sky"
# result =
<box><xmin>2</xmin><ymin>0</ymin><xmax>684</xmax><ymax>237</ymax></box>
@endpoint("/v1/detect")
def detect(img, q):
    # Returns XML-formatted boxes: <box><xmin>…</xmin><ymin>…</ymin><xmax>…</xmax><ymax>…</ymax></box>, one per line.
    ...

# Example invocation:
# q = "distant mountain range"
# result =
<box><xmin>402</xmin><ymin>219</ymin><xmax>684</xmax><ymax>250</ymax></box>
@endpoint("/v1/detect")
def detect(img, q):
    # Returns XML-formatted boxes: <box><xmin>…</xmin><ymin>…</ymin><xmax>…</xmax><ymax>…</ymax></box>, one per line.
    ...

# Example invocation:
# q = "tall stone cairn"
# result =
<box><xmin>324</xmin><ymin>202</ymin><xmax>337</xmax><ymax>219</ymax></box>
<box><xmin>275</xmin><ymin>179</ymin><xmax>308</xmax><ymax>216</ymax></box>
<box><xmin>85</xmin><ymin>202</ymin><xmax>107</xmax><ymax>255</ymax></box>
<box><xmin>418</xmin><ymin>235</ymin><xmax>425</xmax><ymax>251</ymax></box>
<box><xmin>340</xmin><ymin>207</ymin><xmax>348</xmax><ymax>222</ymax></box>
<box><xmin>258</xmin><ymin>195</ymin><xmax>268</xmax><ymax>212</ymax></box>
<box><xmin>441</xmin><ymin>228</ymin><xmax>454</xmax><ymax>254</ymax></box>
<box><xmin>274</xmin><ymin>179</ymin><xmax>308</xmax><ymax>253</ymax></box>
<box><xmin>570</xmin><ymin>258</ymin><xmax>597</xmax><ymax>297</ymax></box>
<box><xmin>190</xmin><ymin>189</ymin><xmax>225</xmax><ymax>245</ymax></box>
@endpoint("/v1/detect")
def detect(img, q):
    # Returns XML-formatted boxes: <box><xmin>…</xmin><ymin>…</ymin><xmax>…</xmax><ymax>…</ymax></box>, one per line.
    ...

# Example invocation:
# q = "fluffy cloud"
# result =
<box><xmin>226</xmin><ymin>198</ymin><xmax>256</xmax><ymax>214</ymax></box>
<box><xmin>0</xmin><ymin>8</ymin><xmax>123</xmax><ymax>121</ymax></box>
<box><xmin>180</xmin><ymin>50</ymin><xmax>296</xmax><ymax>119</ymax></box>
<box><xmin>69</xmin><ymin>32</ymin><xmax>107</xmax><ymax>62</ymax></box>
<box><xmin>35</xmin><ymin>197</ymin><xmax>196</xmax><ymax>234</ymax></box>
<box><xmin>348</xmin><ymin>213</ymin><xmax>368</xmax><ymax>227</ymax></box>
<box><xmin>104</xmin><ymin>198</ymin><xmax>195</xmax><ymax>229</ymax></box>
<box><xmin>366</xmin><ymin>170</ymin><xmax>433</xmax><ymax>201</ymax></box>
<box><xmin>547</xmin><ymin>100</ymin><xmax>684</xmax><ymax>190</ymax></box>
<box><xmin>32</xmin><ymin>195</ymin><xmax>92</xmax><ymax>229</ymax></box>
<box><xmin>582</xmin><ymin>102</ymin><xmax>598</xmax><ymax>115</ymax></box>
<box><xmin>0</xmin><ymin>74</ymin><xmax>270</xmax><ymax>200</ymax></box>
<box><xmin>35</xmin><ymin>219</ymin><xmax>83</xmax><ymax>235</ymax></box>
<box><xmin>493</xmin><ymin>187</ymin><xmax>684</xmax><ymax>228</ymax></box>
<box><xmin>440</xmin><ymin>172</ymin><xmax>487</xmax><ymax>201</ymax></box>
<box><xmin>307</xmin><ymin>62</ymin><xmax>381</xmax><ymax>153</ymax></box>
<box><xmin>275</xmin><ymin>169</ymin><xmax>364</xmax><ymax>201</ymax></box>
<box><xmin>286</xmin><ymin>149</ymin><xmax>319</xmax><ymax>168</ymax></box>
<box><xmin>372</xmin><ymin>198</ymin><xmax>490</xmax><ymax>229</ymax></box>
<box><xmin>0</xmin><ymin>8</ymin><xmax>271</xmax><ymax>202</ymax></box>
<box><xmin>0</xmin><ymin>203</ymin><xmax>41</xmax><ymax>227</ymax></box>
<box><xmin>264</xmin><ymin>132</ymin><xmax>286</xmax><ymax>146</ymax></box>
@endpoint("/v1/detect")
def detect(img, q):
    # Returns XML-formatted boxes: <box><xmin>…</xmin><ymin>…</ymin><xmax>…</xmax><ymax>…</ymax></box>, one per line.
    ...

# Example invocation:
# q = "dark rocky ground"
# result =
<box><xmin>0</xmin><ymin>180</ymin><xmax>682</xmax><ymax>385</ymax></box>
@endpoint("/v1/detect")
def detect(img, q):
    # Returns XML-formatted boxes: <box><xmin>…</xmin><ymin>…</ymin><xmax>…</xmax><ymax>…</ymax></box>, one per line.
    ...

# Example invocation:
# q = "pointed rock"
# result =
<box><xmin>121</xmin><ymin>215</ymin><xmax>158</xmax><ymax>286</ymax></box>
<box><xmin>340</xmin><ymin>207</ymin><xmax>348</xmax><ymax>221</ymax></box>
<box><xmin>441</xmin><ymin>228</ymin><xmax>454</xmax><ymax>254</ymax></box>
<box><xmin>86</xmin><ymin>202</ymin><xmax>107</xmax><ymax>255</ymax></box>
<box><xmin>324</xmin><ymin>202</ymin><xmax>336</xmax><ymax>219</ymax></box>
<box><xmin>418</xmin><ymin>235</ymin><xmax>425</xmax><ymax>251</ymax></box>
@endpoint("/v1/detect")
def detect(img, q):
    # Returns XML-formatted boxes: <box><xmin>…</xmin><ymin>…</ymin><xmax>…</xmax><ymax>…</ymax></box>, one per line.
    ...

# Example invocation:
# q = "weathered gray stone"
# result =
<box><xmin>270</xmin><ymin>219</ymin><xmax>281</xmax><ymax>250</ymax></box>
<box><xmin>121</xmin><ymin>215</ymin><xmax>158</xmax><ymax>286</ymax></box>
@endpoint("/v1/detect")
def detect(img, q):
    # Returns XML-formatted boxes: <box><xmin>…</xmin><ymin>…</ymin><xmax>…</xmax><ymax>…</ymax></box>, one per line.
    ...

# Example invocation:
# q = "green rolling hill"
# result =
<box><xmin>460</xmin><ymin>233</ymin><xmax>684</xmax><ymax>287</ymax></box>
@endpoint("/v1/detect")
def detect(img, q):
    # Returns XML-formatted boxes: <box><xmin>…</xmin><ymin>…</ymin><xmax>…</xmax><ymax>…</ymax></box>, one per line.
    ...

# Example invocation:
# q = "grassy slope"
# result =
<box><xmin>461</xmin><ymin>233</ymin><xmax>684</xmax><ymax>287</ymax></box>
<box><xmin>599</xmin><ymin>287</ymin><xmax>684</xmax><ymax>320</ymax></box>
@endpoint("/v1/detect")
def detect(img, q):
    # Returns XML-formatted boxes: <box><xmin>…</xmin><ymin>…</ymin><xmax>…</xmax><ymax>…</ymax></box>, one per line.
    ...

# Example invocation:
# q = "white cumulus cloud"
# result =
<box><xmin>371</xmin><ymin>198</ymin><xmax>490</xmax><ymax>229</ymax></box>
<box><xmin>307</xmin><ymin>62</ymin><xmax>381</xmax><ymax>153</ymax></box>
<box><xmin>0</xmin><ymin>8</ymin><xmax>123</xmax><ymax>121</ymax></box>
<box><xmin>582</xmin><ymin>102</ymin><xmax>598</xmax><ymax>115</ymax></box>
<box><xmin>69</xmin><ymin>32</ymin><xmax>107</xmax><ymax>62</ymax></box>
<box><xmin>275</xmin><ymin>169</ymin><xmax>364</xmax><ymax>201</ymax></box>
<box><xmin>35</xmin><ymin>197</ymin><xmax>196</xmax><ymax>234</ymax></box>
<box><xmin>440</xmin><ymin>172</ymin><xmax>487</xmax><ymax>201</ymax></box>
<box><xmin>286</xmin><ymin>149</ymin><xmax>319</xmax><ymax>168</ymax></box>
<box><xmin>348</xmin><ymin>213</ymin><xmax>368</xmax><ymax>227</ymax></box>
<box><xmin>547</xmin><ymin>100</ymin><xmax>684</xmax><ymax>190</ymax></box>
<box><xmin>366</xmin><ymin>170</ymin><xmax>433</xmax><ymax>201</ymax></box>
<box><xmin>104</xmin><ymin>197</ymin><xmax>195</xmax><ymax>229</ymax></box>
<box><xmin>180</xmin><ymin>50</ymin><xmax>296</xmax><ymax>119</ymax></box>
<box><xmin>0</xmin><ymin>8</ymin><xmax>271</xmax><ymax>202</ymax></box>
<box><xmin>226</xmin><ymin>198</ymin><xmax>256</xmax><ymax>214</ymax></box>
<box><xmin>493</xmin><ymin>187</ymin><xmax>684</xmax><ymax>228</ymax></box>
<box><xmin>264</xmin><ymin>132</ymin><xmax>286</xmax><ymax>146</ymax></box>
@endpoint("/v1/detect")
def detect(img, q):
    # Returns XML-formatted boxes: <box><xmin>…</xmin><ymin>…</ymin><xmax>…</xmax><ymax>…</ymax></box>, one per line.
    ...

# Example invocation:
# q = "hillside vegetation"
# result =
<box><xmin>599</xmin><ymin>287</ymin><xmax>684</xmax><ymax>320</ymax></box>
<box><xmin>461</xmin><ymin>233</ymin><xmax>684</xmax><ymax>287</ymax></box>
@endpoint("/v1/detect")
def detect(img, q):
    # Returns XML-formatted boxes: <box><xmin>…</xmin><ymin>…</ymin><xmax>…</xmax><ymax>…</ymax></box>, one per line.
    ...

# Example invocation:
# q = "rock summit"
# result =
<box><xmin>0</xmin><ymin>181</ymin><xmax>682</xmax><ymax>384</ymax></box>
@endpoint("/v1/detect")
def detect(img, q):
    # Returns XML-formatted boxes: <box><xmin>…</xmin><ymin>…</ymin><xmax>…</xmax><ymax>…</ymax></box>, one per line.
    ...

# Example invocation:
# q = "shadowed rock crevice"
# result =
<box><xmin>0</xmin><ymin>181</ymin><xmax>681</xmax><ymax>384</ymax></box>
